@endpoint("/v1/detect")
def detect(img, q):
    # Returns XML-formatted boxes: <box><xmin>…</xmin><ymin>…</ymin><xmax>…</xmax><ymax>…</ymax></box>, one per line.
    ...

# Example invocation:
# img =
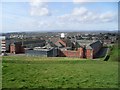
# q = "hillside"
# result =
<box><xmin>2</xmin><ymin>54</ymin><xmax>118</xmax><ymax>88</ymax></box>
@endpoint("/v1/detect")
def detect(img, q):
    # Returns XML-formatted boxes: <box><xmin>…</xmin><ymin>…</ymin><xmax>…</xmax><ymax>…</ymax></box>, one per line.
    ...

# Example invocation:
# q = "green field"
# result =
<box><xmin>2</xmin><ymin>44</ymin><xmax>119</xmax><ymax>89</ymax></box>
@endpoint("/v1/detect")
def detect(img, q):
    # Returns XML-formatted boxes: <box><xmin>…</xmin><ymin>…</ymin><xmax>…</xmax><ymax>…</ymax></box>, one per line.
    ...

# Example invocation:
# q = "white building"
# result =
<box><xmin>0</xmin><ymin>36</ymin><xmax>6</xmax><ymax>55</ymax></box>
<box><xmin>61</xmin><ymin>33</ymin><xmax>64</xmax><ymax>38</ymax></box>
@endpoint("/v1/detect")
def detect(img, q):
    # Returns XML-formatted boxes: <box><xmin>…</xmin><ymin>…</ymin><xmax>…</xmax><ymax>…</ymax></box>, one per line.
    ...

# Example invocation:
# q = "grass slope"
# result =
<box><xmin>2</xmin><ymin>56</ymin><xmax>118</xmax><ymax>88</ymax></box>
<box><xmin>109</xmin><ymin>44</ymin><xmax>119</xmax><ymax>61</ymax></box>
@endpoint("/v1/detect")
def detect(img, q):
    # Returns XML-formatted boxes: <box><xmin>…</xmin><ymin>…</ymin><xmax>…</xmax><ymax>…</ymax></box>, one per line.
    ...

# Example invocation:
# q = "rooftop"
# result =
<box><xmin>76</xmin><ymin>40</ymin><xmax>97</xmax><ymax>47</ymax></box>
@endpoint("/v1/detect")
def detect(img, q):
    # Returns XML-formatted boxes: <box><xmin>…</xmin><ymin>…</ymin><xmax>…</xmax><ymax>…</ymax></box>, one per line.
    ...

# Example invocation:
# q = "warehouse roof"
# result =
<box><xmin>76</xmin><ymin>40</ymin><xmax>102</xmax><ymax>49</ymax></box>
<box><xmin>76</xmin><ymin>40</ymin><xmax>96</xmax><ymax>47</ymax></box>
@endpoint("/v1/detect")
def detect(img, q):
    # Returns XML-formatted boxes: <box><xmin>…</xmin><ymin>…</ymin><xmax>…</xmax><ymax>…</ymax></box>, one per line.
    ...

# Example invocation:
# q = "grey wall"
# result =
<box><xmin>25</xmin><ymin>50</ymin><xmax>47</xmax><ymax>57</ymax></box>
<box><xmin>47</xmin><ymin>48</ymin><xmax>58</xmax><ymax>57</ymax></box>
<box><xmin>25</xmin><ymin>48</ymin><xmax>58</xmax><ymax>57</ymax></box>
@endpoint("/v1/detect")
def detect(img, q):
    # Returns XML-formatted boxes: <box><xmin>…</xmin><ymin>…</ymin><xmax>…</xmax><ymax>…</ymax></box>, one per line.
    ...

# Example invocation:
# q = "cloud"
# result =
<box><xmin>99</xmin><ymin>12</ymin><xmax>116</xmax><ymax>22</ymax></box>
<box><xmin>73</xmin><ymin>0</ymin><xmax>119</xmax><ymax>3</ymax></box>
<box><xmin>30</xmin><ymin>7</ymin><xmax>51</xmax><ymax>16</ymax></box>
<box><xmin>58</xmin><ymin>7</ymin><xmax>117</xmax><ymax>23</ymax></box>
<box><xmin>72</xmin><ymin>7</ymin><xmax>88</xmax><ymax>16</ymax></box>
<box><xmin>30</xmin><ymin>0</ymin><xmax>51</xmax><ymax>16</ymax></box>
<box><xmin>38</xmin><ymin>21</ymin><xmax>52</xmax><ymax>28</ymax></box>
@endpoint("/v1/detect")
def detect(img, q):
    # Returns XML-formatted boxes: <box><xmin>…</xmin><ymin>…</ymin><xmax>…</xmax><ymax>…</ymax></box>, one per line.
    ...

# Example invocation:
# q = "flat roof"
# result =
<box><xmin>33</xmin><ymin>48</ymin><xmax>53</xmax><ymax>51</ymax></box>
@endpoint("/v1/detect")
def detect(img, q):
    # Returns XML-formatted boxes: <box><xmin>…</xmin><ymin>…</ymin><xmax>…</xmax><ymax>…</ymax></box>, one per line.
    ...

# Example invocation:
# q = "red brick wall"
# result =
<box><xmin>10</xmin><ymin>44</ymin><xmax>25</xmax><ymax>54</ymax></box>
<box><xmin>86</xmin><ymin>42</ymin><xmax>102</xmax><ymax>59</ymax></box>
<box><xmin>61</xmin><ymin>51</ymin><xmax>79</xmax><ymax>58</ymax></box>
<box><xmin>15</xmin><ymin>45</ymin><xmax>24</xmax><ymax>54</ymax></box>
<box><xmin>59</xmin><ymin>47</ymin><xmax>83</xmax><ymax>58</ymax></box>
<box><xmin>77</xmin><ymin>48</ymin><xmax>84</xmax><ymax>58</ymax></box>
<box><xmin>86</xmin><ymin>49</ymin><xmax>93</xmax><ymax>59</ymax></box>
<box><xmin>10</xmin><ymin>45</ymin><xmax>15</xmax><ymax>54</ymax></box>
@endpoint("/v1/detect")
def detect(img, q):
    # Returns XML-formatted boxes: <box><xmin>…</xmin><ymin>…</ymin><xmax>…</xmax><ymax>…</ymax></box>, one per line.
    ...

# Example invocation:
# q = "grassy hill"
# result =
<box><xmin>2</xmin><ymin>44</ymin><xmax>119</xmax><ymax>89</ymax></box>
<box><xmin>109</xmin><ymin>44</ymin><xmax>119</xmax><ymax>62</ymax></box>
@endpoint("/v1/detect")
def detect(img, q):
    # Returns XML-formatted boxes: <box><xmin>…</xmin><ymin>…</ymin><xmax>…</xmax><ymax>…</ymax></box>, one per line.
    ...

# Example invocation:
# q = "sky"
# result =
<box><xmin>1</xmin><ymin>0</ymin><xmax>119</xmax><ymax>33</ymax></box>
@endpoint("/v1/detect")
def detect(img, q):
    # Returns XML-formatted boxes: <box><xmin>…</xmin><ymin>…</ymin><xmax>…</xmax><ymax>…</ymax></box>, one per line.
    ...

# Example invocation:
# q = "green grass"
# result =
<box><xmin>2</xmin><ymin>44</ymin><xmax>119</xmax><ymax>88</ymax></box>
<box><xmin>109</xmin><ymin>44</ymin><xmax>119</xmax><ymax>61</ymax></box>
<box><xmin>2</xmin><ymin>56</ymin><xmax>118</xmax><ymax>89</ymax></box>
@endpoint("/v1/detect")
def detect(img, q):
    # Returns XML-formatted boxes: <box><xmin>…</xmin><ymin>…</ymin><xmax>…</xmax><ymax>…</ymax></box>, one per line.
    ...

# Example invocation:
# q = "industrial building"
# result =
<box><xmin>9</xmin><ymin>33</ymin><xmax>103</xmax><ymax>59</ymax></box>
<box><xmin>57</xmin><ymin>40</ymin><xmax>103</xmax><ymax>59</ymax></box>
<box><xmin>25</xmin><ymin>42</ymin><xmax>58</xmax><ymax>57</ymax></box>
<box><xmin>10</xmin><ymin>42</ymin><xmax>25</xmax><ymax>54</ymax></box>
<box><xmin>10</xmin><ymin>39</ymin><xmax>46</xmax><ymax>54</ymax></box>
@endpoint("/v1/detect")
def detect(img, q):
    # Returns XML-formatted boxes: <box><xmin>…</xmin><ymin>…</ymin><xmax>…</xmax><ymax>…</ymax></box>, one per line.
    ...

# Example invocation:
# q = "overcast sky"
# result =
<box><xmin>1</xmin><ymin>0</ymin><xmax>119</xmax><ymax>33</ymax></box>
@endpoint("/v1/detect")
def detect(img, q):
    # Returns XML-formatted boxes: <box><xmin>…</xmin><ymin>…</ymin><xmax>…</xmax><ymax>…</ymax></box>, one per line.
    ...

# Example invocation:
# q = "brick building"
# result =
<box><xmin>49</xmin><ymin>38</ymin><xmax>73</xmax><ymax>48</ymax></box>
<box><xmin>10</xmin><ymin>42</ymin><xmax>25</xmax><ymax>54</ymax></box>
<box><xmin>10</xmin><ymin>39</ymin><xmax>46</xmax><ymax>54</ymax></box>
<box><xmin>85</xmin><ymin>41</ymin><xmax>103</xmax><ymax>59</ymax></box>
<box><xmin>59</xmin><ymin>47</ymin><xmax>84</xmax><ymax>58</ymax></box>
<box><xmin>9</xmin><ymin>37</ymin><xmax>103</xmax><ymax>59</ymax></box>
<box><xmin>57</xmin><ymin>40</ymin><xmax>103</xmax><ymax>59</ymax></box>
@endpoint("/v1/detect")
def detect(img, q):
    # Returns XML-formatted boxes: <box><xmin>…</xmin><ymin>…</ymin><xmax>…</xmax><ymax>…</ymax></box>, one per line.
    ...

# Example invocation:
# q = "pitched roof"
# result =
<box><xmin>49</xmin><ymin>38</ymin><xmax>60</xmax><ymax>44</ymax></box>
<box><xmin>86</xmin><ymin>45</ymin><xmax>92</xmax><ymax>49</ymax></box>
<box><xmin>76</xmin><ymin>40</ymin><xmax>95</xmax><ymax>47</ymax></box>
<box><xmin>50</xmin><ymin>38</ymin><xmax>72</xmax><ymax>47</ymax></box>
<box><xmin>89</xmin><ymin>40</ymin><xmax>102</xmax><ymax>50</ymax></box>
<box><xmin>44</xmin><ymin>41</ymin><xmax>58</xmax><ymax>48</ymax></box>
<box><xmin>56</xmin><ymin>42</ymin><xmax>64</xmax><ymax>47</ymax></box>
<box><xmin>60</xmin><ymin>38</ymin><xmax>72</xmax><ymax>47</ymax></box>
<box><xmin>76</xmin><ymin>40</ymin><xmax>102</xmax><ymax>50</ymax></box>
<box><xmin>11</xmin><ymin>39</ymin><xmax>46</xmax><ymax>48</ymax></box>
